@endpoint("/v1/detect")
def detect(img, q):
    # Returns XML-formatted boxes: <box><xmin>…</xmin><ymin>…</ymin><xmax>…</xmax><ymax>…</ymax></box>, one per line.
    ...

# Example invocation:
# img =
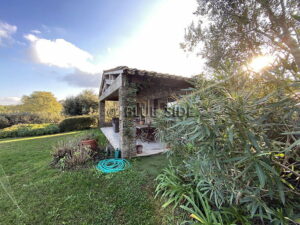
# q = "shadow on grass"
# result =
<box><xmin>0</xmin><ymin>131</ymin><xmax>81</xmax><ymax>144</ymax></box>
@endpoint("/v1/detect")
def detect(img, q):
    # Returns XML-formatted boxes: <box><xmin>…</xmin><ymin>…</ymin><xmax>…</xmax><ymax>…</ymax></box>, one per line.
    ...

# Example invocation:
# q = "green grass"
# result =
<box><xmin>0</xmin><ymin>131</ymin><xmax>171</xmax><ymax>225</ymax></box>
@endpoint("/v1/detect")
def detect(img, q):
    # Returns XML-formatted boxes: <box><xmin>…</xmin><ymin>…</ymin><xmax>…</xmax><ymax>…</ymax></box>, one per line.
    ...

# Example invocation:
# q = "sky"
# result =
<box><xmin>0</xmin><ymin>0</ymin><xmax>204</xmax><ymax>105</ymax></box>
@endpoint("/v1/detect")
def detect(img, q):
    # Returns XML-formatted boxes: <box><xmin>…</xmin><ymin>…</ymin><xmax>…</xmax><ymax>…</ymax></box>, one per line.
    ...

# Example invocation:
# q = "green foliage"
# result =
<box><xmin>0</xmin><ymin>92</ymin><xmax>62</xmax><ymax>123</ymax></box>
<box><xmin>182</xmin><ymin>0</ymin><xmax>300</xmax><ymax>72</ymax></box>
<box><xmin>0</xmin><ymin>123</ymin><xmax>59</xmax><ymax>138</ymax></box>
<box><xmin>105</xmin><ymin>101</ymin><xmax>119</xmax><ymax>122</ymax></box>
<box><xmin>180</xmin><ymin>190</ymin><xmax>234</xmax><ymax>225</ymax></box>
<box><xmin>155</xmin><ymin>164</ymin><xmax>193</xmax><ymax>209</ymax></box>
<box><xmin>0</xmin><ymin>112</ymin><xmax>46</xmax><ymax>127</ymax></box>
<box><xmin>0</xmin><ymin>104</ymin><xmax>22</xmax><ymax>113</ymax></box>
<box><xmin>62</xmin><ymin>89</ymin><xmax>98</xmax><ymax>116</ymax></box>
<box><xmin>221</xmin><ymin>206</ymin><xmax>251</xmax><ymax>225</ymax></box>
<box><xmin>154</xmin><ymin>64</ymin><xmax>300</xmax><ymax>224</ymax></box>
<box><xmin>0</xmin><ymin>116</ymin><xmax>10</xmax><ymax>129</ymax></box>
<box><xmin>59</xmin><ymin>115</ymin><xmax>98</xmax><ymax>132</ymax></box>
<box><xmin>0</xmin><ymin>105</ymin><xmax>6</xmax><ymax>112</ymax></box>
<box><xmin>21</xmin><ymin>91</ymin><xmax>62</xmax><ymax>122</ymax></box>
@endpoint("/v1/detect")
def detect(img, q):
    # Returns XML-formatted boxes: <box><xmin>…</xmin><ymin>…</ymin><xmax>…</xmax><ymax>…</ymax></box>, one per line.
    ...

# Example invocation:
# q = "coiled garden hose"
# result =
<box><xmin>96</xmin><ymin>158</ymin><xmax>130</xmax><ymax>173</ymax></box>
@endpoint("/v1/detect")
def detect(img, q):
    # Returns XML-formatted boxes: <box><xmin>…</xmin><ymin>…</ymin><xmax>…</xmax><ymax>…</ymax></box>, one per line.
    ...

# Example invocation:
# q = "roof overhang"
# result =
<box><xmin>99</xmin><ymin>66</ymin><xmax>194</xmax><ymax>100</ymax></box>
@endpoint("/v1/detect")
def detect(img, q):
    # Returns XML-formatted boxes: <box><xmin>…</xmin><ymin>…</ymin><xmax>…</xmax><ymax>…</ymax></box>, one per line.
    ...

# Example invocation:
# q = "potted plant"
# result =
<box><xmin>112</xmin><ymin>117</ymin><xmax>119</xmax><ymax>133</ymax></box>
<box><xmin>136</xmin><ymin>144</ymin><xmax>143</xmax><ymax>154</ymax></box>
<box><xmin>80</xmin><ymin>133</ymin><xmax>98</xmax><ymax>150</ymax></box>
<box><xmin>136</xmin><ymin>139</ymin><xmax>143</xmax><ymax>154</ymax></box>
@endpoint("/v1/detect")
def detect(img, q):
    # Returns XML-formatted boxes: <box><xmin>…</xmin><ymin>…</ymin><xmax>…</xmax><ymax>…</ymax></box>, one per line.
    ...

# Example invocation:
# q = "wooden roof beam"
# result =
<box><xmin>99</xmin><ymin>74</ymin><xmax>122</xmax><ymax>101</ymax></box>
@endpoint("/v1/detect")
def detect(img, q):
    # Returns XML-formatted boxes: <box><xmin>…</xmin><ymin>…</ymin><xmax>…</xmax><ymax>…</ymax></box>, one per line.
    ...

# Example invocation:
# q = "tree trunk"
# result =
<box><xmin>259</xmin><ymin>0</ymin><xmax>300</xmax><ymax>69</ymax></box>
<box><xmin>284</xmin><ymin>36</ymin><xmax>300</xmax><ymax>69</ymax></box>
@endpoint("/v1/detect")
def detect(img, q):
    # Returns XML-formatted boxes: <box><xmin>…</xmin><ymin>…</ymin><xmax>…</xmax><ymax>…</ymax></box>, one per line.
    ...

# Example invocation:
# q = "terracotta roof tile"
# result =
<box><xmin>103</xmin><ymin>66</ymin><xmax>191</xmax><ymax>81</ymax></box>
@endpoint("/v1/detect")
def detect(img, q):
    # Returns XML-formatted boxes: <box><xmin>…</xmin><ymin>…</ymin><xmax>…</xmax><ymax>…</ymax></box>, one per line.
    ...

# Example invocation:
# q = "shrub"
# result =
<box><xmin>154</xmin><ymin>65</ymin><xmax>300</xmax><ymax>224</ymax></box>
<box><xmin>59</xmin><ymin>115</ymin><xmax>98</xmax><ymax>132</ymax></box>
<box><xmin>0</xmin><ymin>116</ymin><xmax>10</xmax><ymax>129</ymax></box>
<box><xmin>0</xmin><ymin>112</ymin><xmax>46</xmax><ymax>127</ymax></box>
<box><xmin>179</xmin><ymin>189</ymin><xmax>252</xmax><ymax>225</ymax></box>
<box><xmin>155</xmin><ymin>165</ymin><xmax>193</xmax><ymax>209</ymax></box>
<box><xmin>180</xmin><ymin>190</ymin><xmax>230</xmax><ymax>225</ymax></box>
<box><xmin>51</xmin><ymin>137</ymin><xmax>95</xmax><ymax>169</ymax></box>
<box><xmin>0</xmin><ymin>123</ymin><xmax>59</xmax><ymax>138</ymax></box>
<box><xmin>62</xmin><ymin>90</ymin><xmax>98</xmax><ymax>116</ymax></box>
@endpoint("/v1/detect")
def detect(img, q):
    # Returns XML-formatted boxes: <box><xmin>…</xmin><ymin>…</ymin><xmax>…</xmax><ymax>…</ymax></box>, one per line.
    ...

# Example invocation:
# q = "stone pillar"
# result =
<box><xmin>99</xmin><ymin>100</ymin><xmax>105</xmax><ymax>127</ymax></box>
<box><xmin>119</xmin><ymin>74</ymin><xmax>137</xmax><ymax>158</ymax></box>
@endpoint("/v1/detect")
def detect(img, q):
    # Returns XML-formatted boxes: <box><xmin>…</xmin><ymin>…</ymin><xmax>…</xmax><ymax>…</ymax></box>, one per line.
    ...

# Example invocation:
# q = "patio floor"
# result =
<box><xmin>100</xmin><ymin>127</ymin><xmax>167</xmax><ymax>157</ymax></box>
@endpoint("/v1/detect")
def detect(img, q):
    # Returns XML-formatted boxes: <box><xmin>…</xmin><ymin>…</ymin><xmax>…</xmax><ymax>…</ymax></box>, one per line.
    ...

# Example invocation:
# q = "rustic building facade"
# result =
<box><xmin>99</xmin><ymin>66</ymin><xmax>193</xmax><ymax>158</ymax></box>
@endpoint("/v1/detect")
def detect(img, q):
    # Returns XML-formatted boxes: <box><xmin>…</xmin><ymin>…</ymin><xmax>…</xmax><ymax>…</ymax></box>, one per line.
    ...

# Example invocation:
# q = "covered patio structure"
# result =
<box><xmin>99</xmin><ymin>66</ymin><xmax>192</xmax><ymax>158</ymax></box>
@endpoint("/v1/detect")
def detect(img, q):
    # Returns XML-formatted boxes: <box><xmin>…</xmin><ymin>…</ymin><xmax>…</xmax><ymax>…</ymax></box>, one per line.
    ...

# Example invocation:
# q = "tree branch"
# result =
<box><xmin>272</xmin><ymin>159</ymin><xmax>300</xmax><ymax>179</ymax></box>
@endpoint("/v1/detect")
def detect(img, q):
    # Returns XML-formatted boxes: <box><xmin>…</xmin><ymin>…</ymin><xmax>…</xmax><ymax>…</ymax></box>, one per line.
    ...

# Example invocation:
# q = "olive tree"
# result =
<box><xmin>182</xmin><ymin>0</ymin><xmax>300</xmax><ymax>73</ymax></box>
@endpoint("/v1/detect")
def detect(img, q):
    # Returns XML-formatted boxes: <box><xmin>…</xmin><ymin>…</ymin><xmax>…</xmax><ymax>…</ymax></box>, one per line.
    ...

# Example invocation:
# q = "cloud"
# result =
<box><xmin>31</xmin><ymin>29</ymin><xmax>41</xmax><ymax>34</ymax></box>
<box><xmin>24</xmin><ymin>34</ymin><xmax>38</xmax><ymax>42</ymax></box>
<box><xmin>101</xmin><ymin>0</ymin><xmax>203</xmax><ymax>76</ymax></box>
<box><xmin>41</xmin><ymin>24</ymin><xmax>66</xmax><ymax>35</ymax></box>
<box><xmin>62</xmin><ymin>69</ymin><xmax>100</xmax><ymax>88</ymax></box>
<box><xmin>24</xmin><ymin>32</ymin><xmax>102</xmax><ymax>88</ymax></box>
<box><xmin>0</xmin><ymin>97</ymin><xmax>21</xmax><ymax>105</ymax></box>
<box><xmin>24</xmin><ymin>34</ymin><xmax>101</xmax><ymax>74</ymax></box>
<box><xmin>0</xmin><ymin>21</ymin><xmax>17</xmax><ymax>46</ymax></box>
<box><xmin>23</xmin><ymin>0</ymin><xmax>202</xmax><ymax>90</ymax></box>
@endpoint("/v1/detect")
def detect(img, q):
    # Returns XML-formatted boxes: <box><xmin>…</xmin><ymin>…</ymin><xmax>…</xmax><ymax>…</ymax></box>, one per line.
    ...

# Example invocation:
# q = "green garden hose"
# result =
<box><xmin>96</xmin><ymin>158</ymin><xmax>130</xmax><ymax>173</ymax></box>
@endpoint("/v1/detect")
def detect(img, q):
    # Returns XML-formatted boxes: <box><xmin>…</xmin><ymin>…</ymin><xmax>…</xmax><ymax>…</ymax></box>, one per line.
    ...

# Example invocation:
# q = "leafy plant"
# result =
<box><xmin>155</xmin><ymin>164</ymin><xmax>193</xmax><ymax>209</ymax></box>
<box><xmin>154</xmin><ymin>64</ymin><xmax>300</xmax><ymax>224</ymax></box>
<box><xmin>180</xmin><ymin>190</ymin><xmax>235</xmax><ymax>225</ymax></box>
<box><xmin>221</xmin><ymin>206</ymin><xmax>251</xmax><ymax>225</ymax></box>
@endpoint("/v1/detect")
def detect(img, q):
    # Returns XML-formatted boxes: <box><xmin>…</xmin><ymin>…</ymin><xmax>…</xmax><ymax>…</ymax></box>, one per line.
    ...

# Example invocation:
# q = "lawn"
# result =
<box><xmin>0</xmin><ymin>130</ymin><xmax>171</xmax><ymax>225</ymax></box>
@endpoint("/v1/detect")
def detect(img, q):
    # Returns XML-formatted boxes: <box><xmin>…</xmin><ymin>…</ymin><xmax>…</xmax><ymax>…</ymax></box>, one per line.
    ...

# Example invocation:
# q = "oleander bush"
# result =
<box><xmin>0</xmin><ymin>123</ymin><xmax>59</xmax><ymax>138</ymax></box>
<box><xmin>154</xmin><ymin>65</ymin><xmax>300</xmax><ymax>224</ymax></box>
<box><xmin>59</xmin><ymin>115</ymin><xmax>98</xmax><ymax>132</ymax></box>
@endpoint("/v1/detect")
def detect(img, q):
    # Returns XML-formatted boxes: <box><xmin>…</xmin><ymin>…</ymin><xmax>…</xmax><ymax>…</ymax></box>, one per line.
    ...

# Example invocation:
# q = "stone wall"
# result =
<box><xmin>119</xmin><ymin>74</ymin><xmax>137</xmax><ymax>158</ymax></box>
<box><xmin>99</xmin><ymin>101</ymin><xmax>105</xmax><ymax>127</ymax></box>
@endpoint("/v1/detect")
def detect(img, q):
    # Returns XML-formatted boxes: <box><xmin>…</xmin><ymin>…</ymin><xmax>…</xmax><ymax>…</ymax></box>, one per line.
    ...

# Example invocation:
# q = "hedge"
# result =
<box><xmin>59</xmin><ymin>115</ymin><xmax>98</xmax><ymax>132</ymax></box>
<box><xmin>0</xmin><ymin>116</ymin><xmax>10</xmax><ymax>129</ymax></box>
<box><xmin>0</xmin><ymin>123</ymin><xmax>60</xmax><ymax>138</ymax></box>
<box><xmin>0</xmin><ymin>112</ymin><xmax>46</xmax><ymax>129</ymax></box>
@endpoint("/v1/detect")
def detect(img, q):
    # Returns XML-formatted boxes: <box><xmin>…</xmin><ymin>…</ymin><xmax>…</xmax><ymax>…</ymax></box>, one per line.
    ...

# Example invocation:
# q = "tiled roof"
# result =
<box><xmin>103</xmin><ymin>66</ymin><xmax>191</xmax><ymax>81</ymax></box>
<box><xmin>103</xmin><ymin>66</ymin><xmax>128</xmax><ymax>73</ymax></box>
